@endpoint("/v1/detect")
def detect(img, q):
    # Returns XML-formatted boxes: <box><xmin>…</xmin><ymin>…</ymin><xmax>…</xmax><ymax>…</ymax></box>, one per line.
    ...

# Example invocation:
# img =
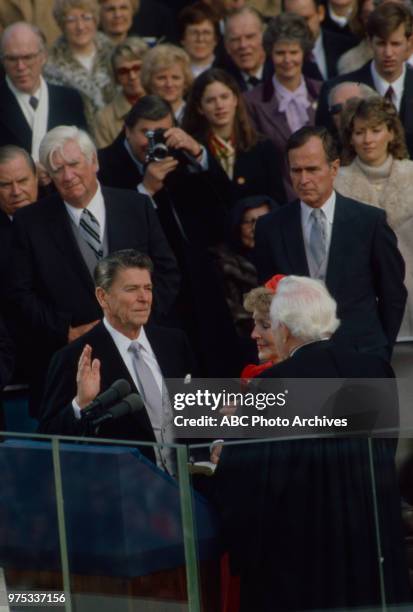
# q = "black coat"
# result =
<box><xmin>316</xmin><ymin>61</ymin><xmax>413</xmax><ymax>158</ymax></box>
<box><xmin>254</xmin><ymin>194</ymin><xmax>407</xmax><ymax>355</ymax></box>
<box><xmin>302</xmin><ymin>27</ymin><xmax>357</xmax><ymax>81</ymax></box>
<box><xmin>213</xmin><ymin>341</ymin><xmax>410</xmax><ymax>611</ymax></box>
<box><xmin>0</xmin><ymin>78</ymin><xmax>87</xmax><ymax>151</ymax></box>
<box><xmin>7</xmin><ymin>187</ymin><xmax>180</xmax><ymax>415</ymax></box>
<box><xmin>206</xmin><ymin>138</ymin><xmax>287</xmax><ymax>207</ymax></box>
<box><xmin>38</xmin><ymin>322</ymin><xmax>195</xmax><ymax>463</ymax></box>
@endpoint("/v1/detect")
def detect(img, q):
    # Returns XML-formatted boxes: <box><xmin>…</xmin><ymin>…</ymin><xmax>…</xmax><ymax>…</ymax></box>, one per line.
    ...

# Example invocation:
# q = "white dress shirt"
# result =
<box><xmin>313</xmin><ymin>33</ymin><xmax>328</xmax><ymax>81</ymax></box>
<box><xmin>371</xmin><ymin>61</ymin><xmax>405</xmax><ymax>112</ymax></box>
<box><xmin>64</xmin><ymin>183</ymin><xmax>106</xmax><ymax>241</ymax></box>
<box><xmin>6</xmin><ymin>75</ymin><xmax>49</xmax><ymax>161</ymax></box>
<box><xmin>301</xmin><ymin>190</ymin><xmax>336</xmax><ymax>278</ymax></box>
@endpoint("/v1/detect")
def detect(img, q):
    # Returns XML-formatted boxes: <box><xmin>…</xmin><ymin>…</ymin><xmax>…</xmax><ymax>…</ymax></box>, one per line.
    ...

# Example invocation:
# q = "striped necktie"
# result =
<box><xmin>79</xmin><ymin>208</ymin><xmax>103</xmax><ymax>259</ymax></box>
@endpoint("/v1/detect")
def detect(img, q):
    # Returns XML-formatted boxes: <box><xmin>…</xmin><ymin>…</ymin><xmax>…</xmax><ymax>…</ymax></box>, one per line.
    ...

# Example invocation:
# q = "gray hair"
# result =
<box><xmin>327</xmin><ymin>81</ymin><xmax>377</xmax><ymax>108</ymax></box>
<box><xmin>0</xmin><ymin>21</ymin><xmax>47</xmax><ymax>55</ymax></box>
<box><xmin>94</xmin><ymin>249</ymin><xmax>154</xmax><ymax>291</ymax></box>
<box><xmin>224</xmin><ymin>6</ymin><xmax>265</xmax><ymax>39</ymax></box>
<box><xmin>0</xmin><ymin>145</ymin><xmax>36</xmax><ymax>175</ymax></box>
<box><xmin>270</xmin><ymin>276</ymin><xmax>340</xmax><ymax>341</ymax></box>
<box><xmin>39</xmin><ymin>125</ymin><xmax>97</xmax><ymax>172</ymax></box>
<box><xmin>263</xmin><ymin>12</ymin><xmax>314</xmax><ymax>56</ymax></box>
<box><xmin>110</xmin><ymin>35</ymin><xmax>148</xmax><ymax>74</ymax></box>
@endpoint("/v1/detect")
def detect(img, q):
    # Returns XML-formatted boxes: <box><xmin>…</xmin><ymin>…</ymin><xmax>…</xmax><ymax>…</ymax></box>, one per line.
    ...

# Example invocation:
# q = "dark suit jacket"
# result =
<box><xmin>7</xmin><ymin>187</ymin><xmax>180</xmax><ymax>414</ymax></box>
<box><xmin>254</xmin><ymin>194</ymin><xmax>407</xmax><ymax>355</ymax></box>
<box><xmin>98</xmin><ymin>133</ymin><xmax>228</xmax><ymax>250</ymax></box>
<box><xmin>206</xmin><ymin>138</ymin><xmax>287</xmax><ymax>207</ymax></box>
<box><xmin>244</xmin><ymin>77</ymin><xmax>322</xmax><ymax>201</ymax></box>
<box><xmin>321</xmin><ymin>8</ymin><xmax>360</xmax><ymax>47</ymax></box>
<box><xmin>316</xmin><ymin>61</ymin><xmax>413</xmax><ymax>158</ymax></box>
<box><xmin>38</xmin><ymin>322</ymin><xmax>195</xmax><ymax>448</ymax></box>
<box><xmin>0</xmin><ymin>78</ymin><xmax>88</xmax><ymax>151</ymax></box>
<box><xmin>216</xmin><ymin>56</ymin><xmax>274</xmax><ymax>93</ymax></box>
<box><xmin>303</xmin><ymin>27</ymin><xmax>357</xmax><ymax>81</ymax></box>
<box><xmin>0</xmin><ymin>209</ymin><xmax>12</xmax><ymax>280</ymax></box>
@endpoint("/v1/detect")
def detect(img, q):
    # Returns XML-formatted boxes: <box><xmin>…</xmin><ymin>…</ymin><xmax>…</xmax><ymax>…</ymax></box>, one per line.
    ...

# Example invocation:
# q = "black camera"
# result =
<box><xmin>145</xmin><ymin>128</ymin><xmax>170</xmax><ymax>163</ymax></box>
<box><xmin>145</xmin><ymin>127</ymin><xmax>202</xmax><ymax>172</ymax></box>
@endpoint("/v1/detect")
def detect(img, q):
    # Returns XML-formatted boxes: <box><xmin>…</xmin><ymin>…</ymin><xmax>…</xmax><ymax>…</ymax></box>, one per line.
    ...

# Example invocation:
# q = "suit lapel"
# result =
<box><xmin>400</xmin><ymin>66</ymin><xmax>413</xmax><ymax>127</ymax></box>
<box><xmin>326</xmin><ymin>194</ymin><xmax>356</xmax><ymax>293</ymax></box>
<box><xmin>95</xmin><ymin>323</ymin><xmax>158</xmax><ymax>438</ymax></box>
<box><xmin>281</xmin><ymin>202</ymin><xmax>309</xmax><ymax>275</ymax></box>
<box><xmin>0</xmin><ymin>79</ymin><xmax>32</xmax><ymax>149</ymax></box>
<box><xmin>45</xmin><ymin>197</ymin><xmax>95</xmax><ymax>293</ymax></box>
<box><xmin>145</xmin><ymin>326</ymin><xmax>175</xmax><ymax>377</ymax></box>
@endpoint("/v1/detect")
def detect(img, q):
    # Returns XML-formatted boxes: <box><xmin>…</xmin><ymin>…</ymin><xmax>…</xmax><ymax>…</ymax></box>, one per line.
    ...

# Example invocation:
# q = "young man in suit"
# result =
<box><xmin>0</xmin><ymin>22</ymin><xmax>87</xmax><ymax>158</ymax></box>
<box><xmin>254</xmin><ymin>125</ymin><xmax>407</xmax><ymax>360</ymax></box>
<box><xmin>39</xmin><ymin>250</ymin><xmax>195</xmax><ymax>473</ymax></box>
<box><xmin>7</xmin><ymin>125</ymin><xmax>180</xmax><ymax>416</ymax></box>
<box><xmin>316</xmin><ymin>2</ymin><xmax>413</xmax><ymax>157</ymax></box>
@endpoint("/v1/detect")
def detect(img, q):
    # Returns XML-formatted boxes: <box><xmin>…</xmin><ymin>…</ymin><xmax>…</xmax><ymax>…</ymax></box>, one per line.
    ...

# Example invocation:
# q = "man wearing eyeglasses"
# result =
<box><xmin>0</xmin><ymin>21</ymin><xmax>87</xmax><ymax>160</ymax></box>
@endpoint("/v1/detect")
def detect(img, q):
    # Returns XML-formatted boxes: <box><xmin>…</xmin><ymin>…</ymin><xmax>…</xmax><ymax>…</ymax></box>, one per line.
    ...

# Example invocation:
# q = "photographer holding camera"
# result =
<box><xmin>98</xmin><ymin>95</ymin><xmax>242</xmax><ymax>377</ymax></box>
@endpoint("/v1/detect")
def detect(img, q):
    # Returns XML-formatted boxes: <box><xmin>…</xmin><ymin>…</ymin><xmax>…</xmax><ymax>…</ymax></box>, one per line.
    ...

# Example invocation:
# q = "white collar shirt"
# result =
<box><xmin>371</xmin><ymin>61</ymin><xmax>405</xmax><ymax>111</ymax></box>
<box><xmin>313</xmin><ymin>32</ymin><xmax>328</xmax><ymax>80</ymax></box>
<box><xmin>6</xmin><ymin>75</ymin><xmax>49</xmax><ymax>161</ymax></box>
<box><xmin>242</xmin><ymin>63</ymin><xmax>264</xmax><ymax>89</ymax></box>
<box><xmin>64</xmin><ymin>182</ymin><xmax>106</xmax><ymax>241</ymax></box>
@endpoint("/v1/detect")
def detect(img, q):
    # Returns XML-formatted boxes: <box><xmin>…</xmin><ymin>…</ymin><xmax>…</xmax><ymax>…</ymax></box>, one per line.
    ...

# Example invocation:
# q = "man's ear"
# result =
<box><xmin>318</xmin><ymin>4</ymin><xmax>326</xmax><ymax>24</ymax></box>
<box><xmin>95</xmin><ymin>286</ymin><xmax>107</xmax><ymax>309</ymax></box>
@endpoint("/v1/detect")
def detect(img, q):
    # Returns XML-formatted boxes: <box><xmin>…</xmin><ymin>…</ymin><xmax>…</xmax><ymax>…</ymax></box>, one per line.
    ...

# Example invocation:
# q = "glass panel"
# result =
<box><xmin>189</xmin><ymin>428</ymin><xmax>410</xmax><ymax>612</ymax></box>
<box><xmin>0</xmin><ymin>434</ymin><xmax>64</xmax><ymax>609</ymax></box>
<box><xmin>57</xmin><ymin>436</ymin><xmax>201</xmax><ymax>611</ymax></box>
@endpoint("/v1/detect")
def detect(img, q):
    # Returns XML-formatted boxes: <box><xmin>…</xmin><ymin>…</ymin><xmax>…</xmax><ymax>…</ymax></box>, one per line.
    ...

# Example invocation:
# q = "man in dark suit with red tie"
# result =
<box><xmin>254</xmin><ymin>126</ymin><xmax>407</xmax><ymax>360</ymax></box>
<box><xmin>316</xmin><ymin>2</ymin><xmax>413</xmax><ymax>158</ymax></box>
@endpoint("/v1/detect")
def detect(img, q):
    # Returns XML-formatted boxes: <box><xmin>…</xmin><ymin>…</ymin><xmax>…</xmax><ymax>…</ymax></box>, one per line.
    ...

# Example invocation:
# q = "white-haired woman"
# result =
<box><xmin>214</xmin><ymin>275</ymin><xmax>409</xmax><ymax>612</ymax></box>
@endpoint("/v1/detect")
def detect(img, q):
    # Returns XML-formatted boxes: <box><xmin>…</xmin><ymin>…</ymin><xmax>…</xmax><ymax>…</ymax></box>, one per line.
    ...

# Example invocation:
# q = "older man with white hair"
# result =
<box><xmin>7</xmin><ymin>125</ymin><xmax>180</xmax><ymax>417</ymax></box>
<box><xmin>214</xmin><ymin>274</ymin><xmax>410</xmax><ymax>612</ymax></box>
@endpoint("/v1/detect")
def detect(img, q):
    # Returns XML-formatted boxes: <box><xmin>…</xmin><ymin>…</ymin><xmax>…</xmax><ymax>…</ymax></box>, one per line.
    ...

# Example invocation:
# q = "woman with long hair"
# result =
<box><xmin>183</xmin><ymin>67</ymin><xmax>286</xmax><ymax>207</ymax></box>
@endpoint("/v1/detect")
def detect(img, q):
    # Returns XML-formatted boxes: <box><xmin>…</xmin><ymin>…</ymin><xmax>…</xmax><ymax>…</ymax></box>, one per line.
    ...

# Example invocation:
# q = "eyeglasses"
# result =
<box><xmin>64</xmin><ymin>13</ymin><xmax>94</xmax><ymax>25</ymax></box>
<box><xmin>2</xmin><ymin>50</ymin><xmax>43</xmax><ymax>65</ymax></box>
<box><xmin>186</xmin><ymin>29</ymin><xmax>215</xmax><ymax>40</ymax></box>
<box><xmin>116</xmin><ymin>64</ymin><xmax>141</xmax><ymax>77</ymax></box>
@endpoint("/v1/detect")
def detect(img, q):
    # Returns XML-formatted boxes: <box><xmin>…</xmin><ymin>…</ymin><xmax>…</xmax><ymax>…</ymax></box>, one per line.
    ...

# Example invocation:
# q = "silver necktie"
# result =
<box><xmin>309</xmin><ymin>208</ymin><xmax>327</xmax><ymax>270</ymax></box>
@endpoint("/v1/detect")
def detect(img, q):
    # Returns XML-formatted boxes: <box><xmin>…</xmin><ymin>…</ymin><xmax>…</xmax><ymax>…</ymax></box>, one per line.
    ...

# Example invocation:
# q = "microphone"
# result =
<box><xmin>81</xmin><ymin>379</ymin><xmax>131</xmax><ymax>420</ymax></box>
<box><xmin>88</xmin><ymin>393</ymin><xmax>144</xmax><ymax>429</ymax></box>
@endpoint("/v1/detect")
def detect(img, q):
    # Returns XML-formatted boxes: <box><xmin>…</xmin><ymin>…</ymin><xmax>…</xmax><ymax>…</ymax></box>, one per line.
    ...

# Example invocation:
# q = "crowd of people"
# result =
<box><xmin>0</xmin><ymin>0</ymin><xmax>413</xmax><ymax>609</ymax></box>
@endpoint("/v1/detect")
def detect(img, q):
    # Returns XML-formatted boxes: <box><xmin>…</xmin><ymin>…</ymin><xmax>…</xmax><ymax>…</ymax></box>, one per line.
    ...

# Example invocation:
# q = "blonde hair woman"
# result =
<box><xmin>140</xmin><ymin>44</ymin><xmax>193</xmax><ymax>124</ymax></box>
